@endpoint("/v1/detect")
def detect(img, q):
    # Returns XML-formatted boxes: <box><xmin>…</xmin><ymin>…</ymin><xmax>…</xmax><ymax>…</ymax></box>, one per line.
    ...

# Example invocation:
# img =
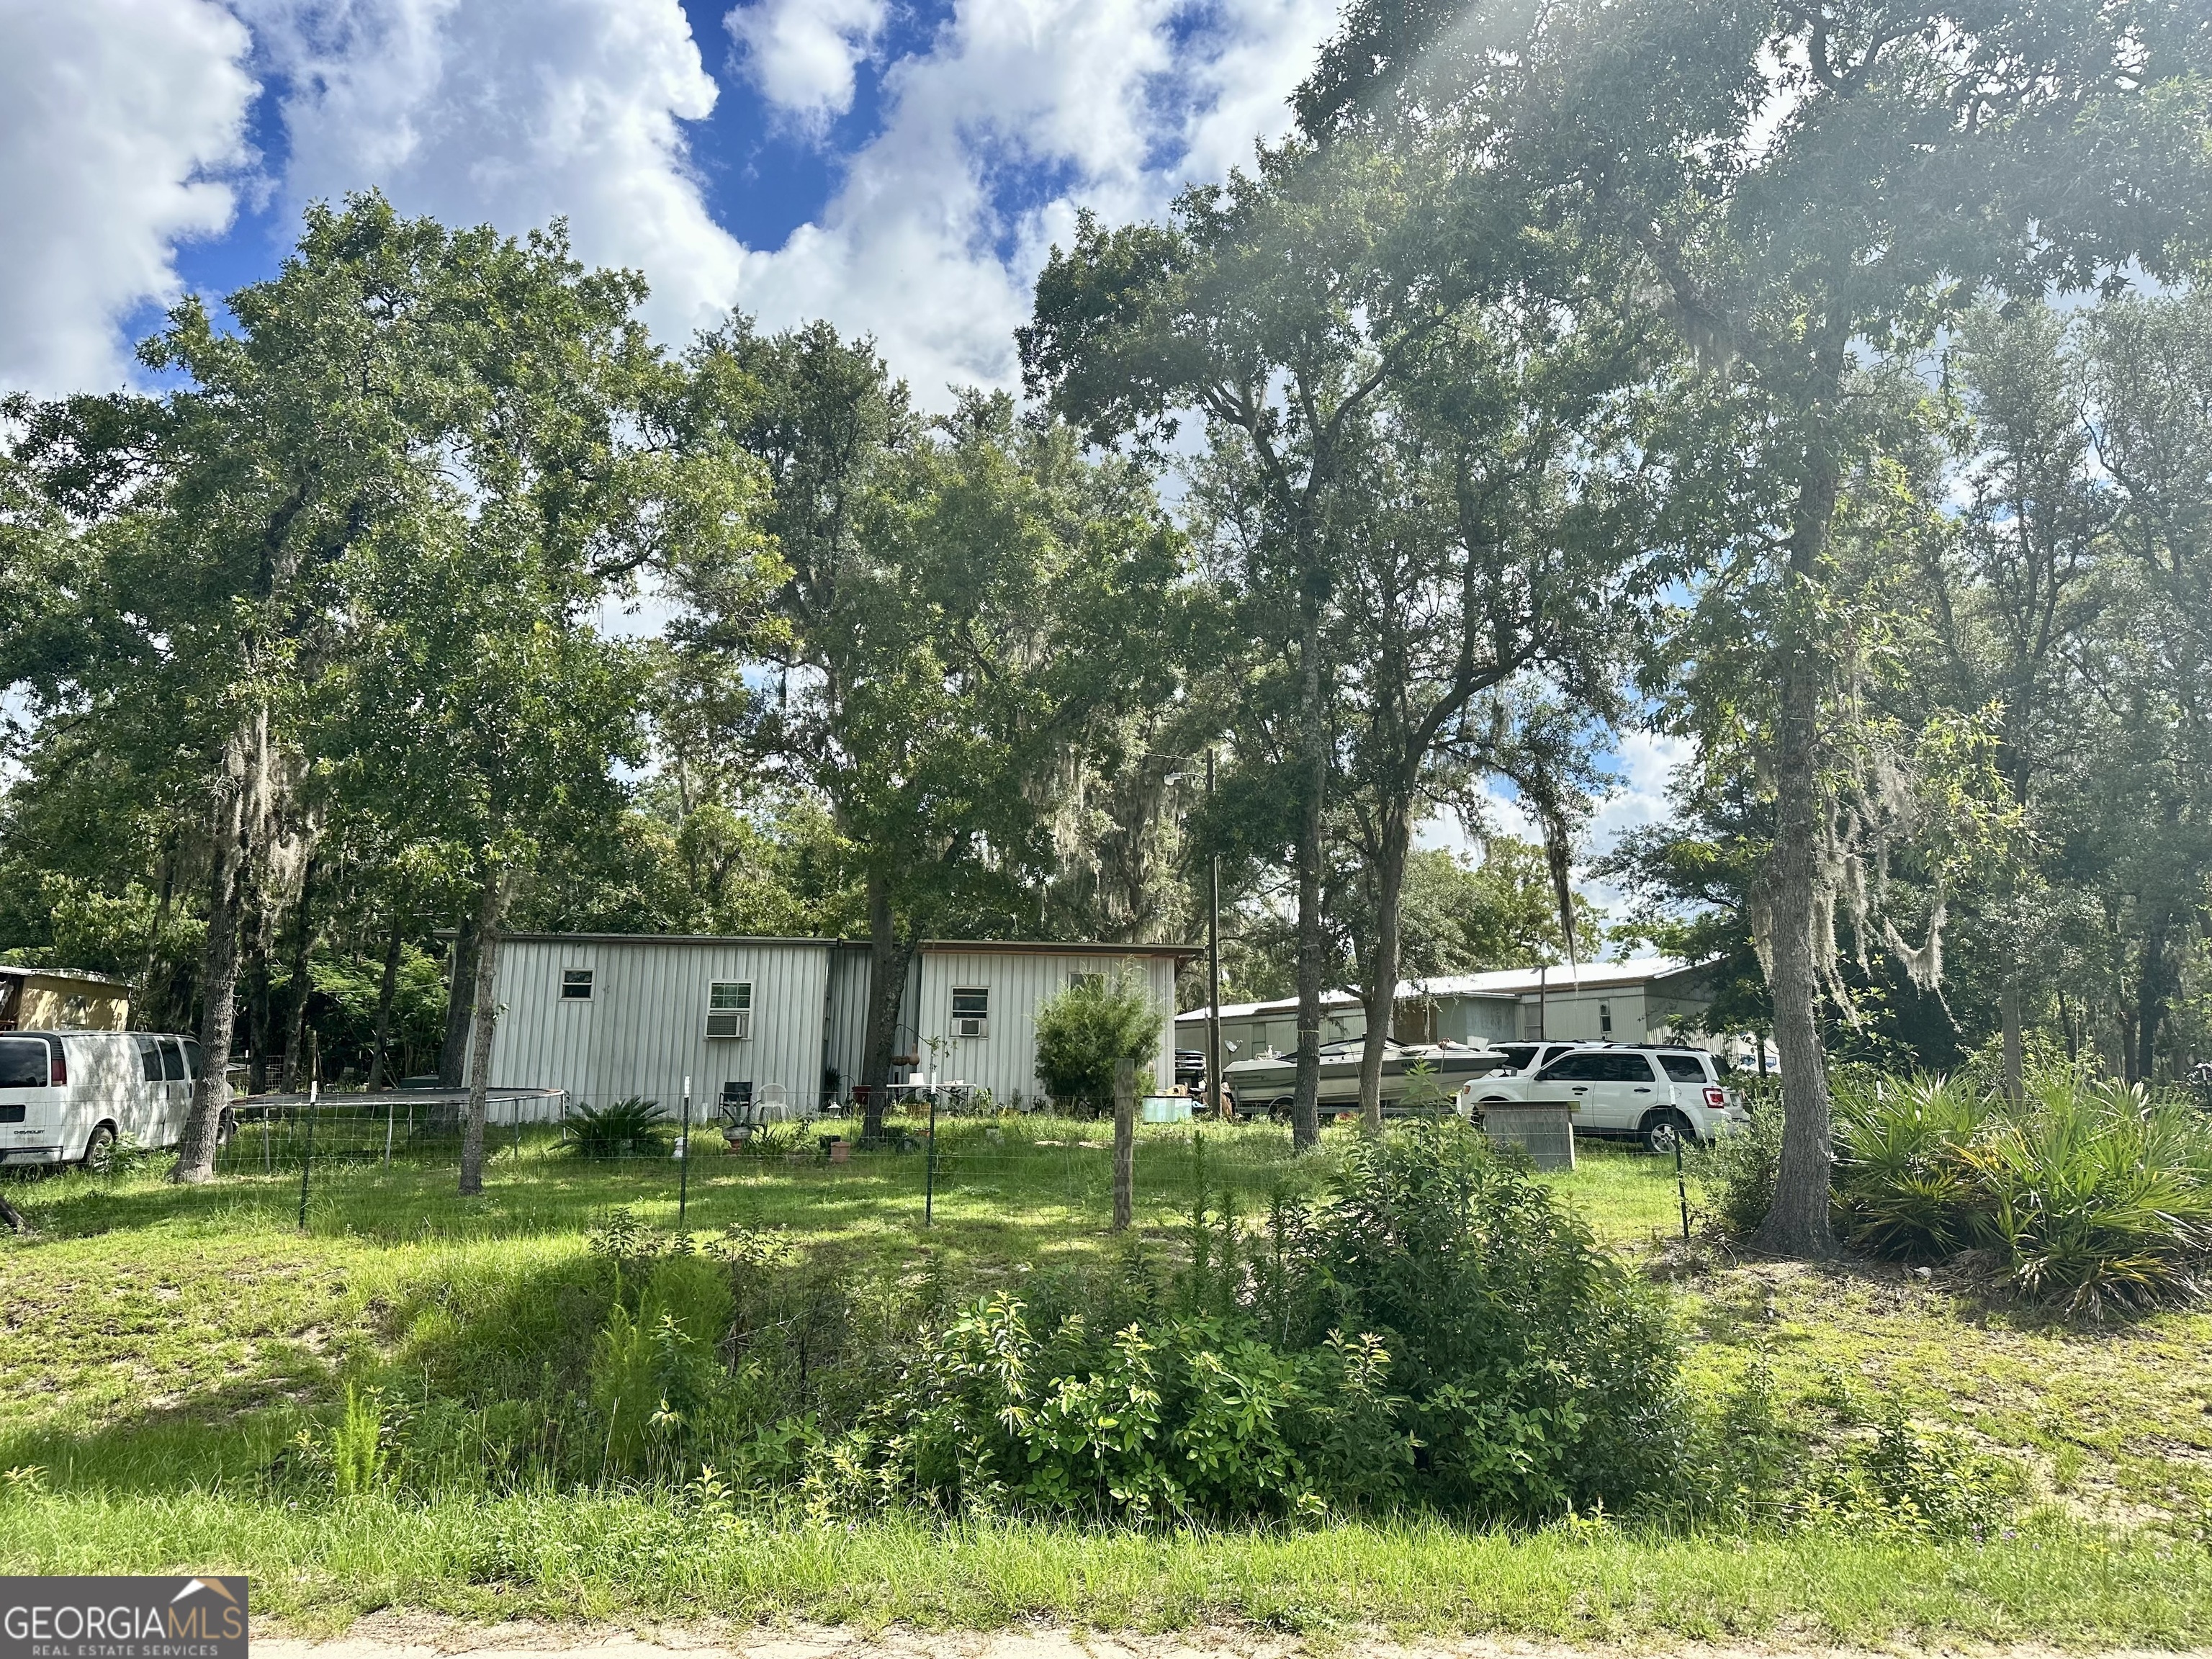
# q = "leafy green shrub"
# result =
<box><xmin>1033</xmin><ymin>971</ymin><xmax>1164</xmax><ymax>1112</ymax></box>
<box><xmin>813</xmin><ymin>1294</ymin><xmax>1406</xmax><ymax>1521</ymax></box>
<box><xmin>1693</xmin><ymin>1100</ymin><xmax>1784</xmax><ymax>1239</ymax></box>
<box><xmin>1812</xmin><ymin>1396</ymin><xmax>2022</xmax><ymax>1535</ymax></box>
<box><xmin>1282</xmin><ymin>1118</ymin><xmax>1685</xmax><ymax>1518</ymax></box>
<box><xmin>1962</xmin><ymin>1075</ymin><xmax>2212</xmax><ymax>1314</ymax></box>
<box><xmin>1831</xmin><ymin>1073</ymin><xmax>1990</xmax><ymax>1261</ymax></box>
<box><xmin>1679</xmin><ymin>1360</ymin><xmax>2020</xmax><ymax>1537</ymax></box>
<box><xmin>568</xmin><ymin>1097</ymin><xmax>667</xmax><ymax>1159</ymax></box>
<box><xmin>805</xmin><ymin>1121</ymin><xmax>1676</xmax><ymax>1524</ymax></box>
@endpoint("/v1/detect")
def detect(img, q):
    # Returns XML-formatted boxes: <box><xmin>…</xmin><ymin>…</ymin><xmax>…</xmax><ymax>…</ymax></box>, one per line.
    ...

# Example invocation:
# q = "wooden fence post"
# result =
<box><xmin>1112</xmin><ymin>1058</ymin><xmax>1136</xmax><ymax>1231</ymax></box>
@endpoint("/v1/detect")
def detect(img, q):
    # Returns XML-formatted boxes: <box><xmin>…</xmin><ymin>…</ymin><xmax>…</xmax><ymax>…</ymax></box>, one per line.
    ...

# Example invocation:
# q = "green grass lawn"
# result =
<box><xmin>4</xmin><ymin>1115</ymin><xmax>2211</xmax><ymax>1644</ymax></box>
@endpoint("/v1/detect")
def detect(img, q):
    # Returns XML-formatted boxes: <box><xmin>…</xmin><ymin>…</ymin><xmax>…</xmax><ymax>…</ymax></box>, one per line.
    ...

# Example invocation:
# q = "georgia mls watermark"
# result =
<box><xmin>1</xmin><ymin>1577</ymin><xmax>247</xmax><ymax>1659</ymax></box>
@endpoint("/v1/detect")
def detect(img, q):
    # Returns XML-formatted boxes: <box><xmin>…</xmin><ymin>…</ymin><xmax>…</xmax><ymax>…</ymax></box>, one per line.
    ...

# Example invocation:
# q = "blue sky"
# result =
<box><xmin>0</xmin><ymin>0</ymin><xmax>1682</xmax><ymax>904</ymax></box>
<box><xmin>1</xmin><ymin>0</ymin><xmax>1341</xmax><ymax>405</ymax></box>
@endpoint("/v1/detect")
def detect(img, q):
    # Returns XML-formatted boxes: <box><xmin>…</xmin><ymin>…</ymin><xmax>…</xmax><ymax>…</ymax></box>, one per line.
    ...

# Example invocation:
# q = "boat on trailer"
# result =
<box><xmin>1223</xmin><ymin>1038</ymin><xmax>1511</xmax><ymax>1120</ymax></box>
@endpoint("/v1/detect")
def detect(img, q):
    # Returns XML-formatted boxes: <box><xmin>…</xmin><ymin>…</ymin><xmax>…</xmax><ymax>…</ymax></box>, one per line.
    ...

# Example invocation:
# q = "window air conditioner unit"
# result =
<box><xmin>706</xmin><ymin>1009</ymin><xmax>752</xmax><ymax>1040</ymax></box>
<box><xmin>954</xmin><ymin>1016</ymin><xmax>986</xmax><ymax>1038</ymax></box>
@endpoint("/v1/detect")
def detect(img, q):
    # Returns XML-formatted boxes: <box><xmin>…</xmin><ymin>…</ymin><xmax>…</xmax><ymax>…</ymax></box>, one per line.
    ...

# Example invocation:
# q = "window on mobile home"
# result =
<box><xmin>706</xmin><ymin>981</ymin><xmax>752</xmax><ymax>1038</ymax></box>
<box><xmin>951</xmin><ymin>988</ymin><xmax>989</xmax><ymax>1019</ymax></box>
<box><xmin>562</xmin><ymin>968</ymin><xmax>595</xmax><ymax>1000</ymax></box>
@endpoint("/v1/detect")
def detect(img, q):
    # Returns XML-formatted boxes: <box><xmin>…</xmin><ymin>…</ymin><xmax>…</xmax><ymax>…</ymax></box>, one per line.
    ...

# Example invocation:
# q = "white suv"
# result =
<box><xmin>1461</xmin><ymin>1043</ymin><xmax>1745</xmax><ymax>1153</ymax></box>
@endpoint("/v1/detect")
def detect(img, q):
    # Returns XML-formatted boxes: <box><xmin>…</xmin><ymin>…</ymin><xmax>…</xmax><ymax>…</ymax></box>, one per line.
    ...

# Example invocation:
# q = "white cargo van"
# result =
<box><xmin>0</xmin><ymin>1030</ymin><xmax>217</xmax><ymax>1169</ymax></box>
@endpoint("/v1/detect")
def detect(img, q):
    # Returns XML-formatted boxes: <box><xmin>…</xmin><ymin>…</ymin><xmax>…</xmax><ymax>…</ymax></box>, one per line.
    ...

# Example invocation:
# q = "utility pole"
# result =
<box><xmin>1206</xmin><ymin>750</ymin><xmax>1225</xmax><ymax>1122</ymax></box>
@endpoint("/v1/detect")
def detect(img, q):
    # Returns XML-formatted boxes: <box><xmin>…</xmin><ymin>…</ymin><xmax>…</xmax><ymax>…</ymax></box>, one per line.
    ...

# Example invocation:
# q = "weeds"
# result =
<box><xmin>331</xmin><ymin>1382</ymin><xmax>388</xmax><ymax>1498</ymax></box>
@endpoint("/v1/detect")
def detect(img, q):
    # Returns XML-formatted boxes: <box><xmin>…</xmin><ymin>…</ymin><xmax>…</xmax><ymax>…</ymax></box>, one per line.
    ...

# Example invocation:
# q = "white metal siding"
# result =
<box><xmin>919</xmin><ymin>950</ymin><xmax>1179</xmax><ymax>1107</ymax></box>
<box><xmin>1516</xmin><ymin>984</ymin><xmax>1647</xmax><ymax>1043</ymax></box>
<box><xmin>485</xmin><ymin>938</ymin><xmax>834</xmax><ymax>1116</ymax></box>
<box><xmin>1174</xmin><ymin>1004</ymin><xmax>1364</xmax><ymax>1062</ymax></box>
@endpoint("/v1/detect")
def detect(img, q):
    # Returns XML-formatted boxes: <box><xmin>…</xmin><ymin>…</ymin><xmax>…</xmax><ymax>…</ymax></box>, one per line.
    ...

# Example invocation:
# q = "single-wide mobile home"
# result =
<box><xmin>484</xmin><ymin>935</ymin><xmax>1198</xmax><ymax>1117</ymax></box>
<box><xmin>909</xmin><ymin>942</ymin><xmax>1190</xmax><ymax>1107</ymax></box>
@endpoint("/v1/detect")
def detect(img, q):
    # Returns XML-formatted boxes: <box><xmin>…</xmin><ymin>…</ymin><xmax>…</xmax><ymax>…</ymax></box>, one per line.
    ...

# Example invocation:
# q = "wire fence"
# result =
<box><xmin>180</xmin><ymin>1088</ymin><xmax>1316</xmax><ymax>1234</ymax></box>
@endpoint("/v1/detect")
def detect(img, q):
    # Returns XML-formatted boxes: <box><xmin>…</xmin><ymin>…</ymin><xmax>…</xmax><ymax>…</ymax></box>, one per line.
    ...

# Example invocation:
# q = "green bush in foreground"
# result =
<box><xmin>1033</xmin><ymin>971</ymin><xmax>1164</xmax><ymax>1112</ymax></box>
<box><xmin>757</xmin><ymin>1122</ymin><xmax>1686</xmax><ymax>1523</ymax></box>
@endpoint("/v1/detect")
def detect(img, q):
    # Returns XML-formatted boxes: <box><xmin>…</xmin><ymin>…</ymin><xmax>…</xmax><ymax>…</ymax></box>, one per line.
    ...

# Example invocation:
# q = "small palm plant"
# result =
<box><xmin>1832</xmin><ymin>1073</ymin><xmax>1990</xmax><ymax>1261</ymax></box>
<box><xmin>1962</xmin><ymin>1076</ymin><xmax>2212</xmax><ymax>1315</ymax></box>
<box><xmin>569</xmin><ymin>1097</ymin><xmax>667</xmax><ymax>1159</ymax></box>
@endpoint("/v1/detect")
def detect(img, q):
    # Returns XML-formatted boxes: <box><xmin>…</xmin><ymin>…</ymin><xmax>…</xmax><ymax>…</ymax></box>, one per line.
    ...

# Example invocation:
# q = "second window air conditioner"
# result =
<box><xmin>953</xmin><ymin>1016</ymin><xmax>986</xmax><ymax>1038</ymax></box>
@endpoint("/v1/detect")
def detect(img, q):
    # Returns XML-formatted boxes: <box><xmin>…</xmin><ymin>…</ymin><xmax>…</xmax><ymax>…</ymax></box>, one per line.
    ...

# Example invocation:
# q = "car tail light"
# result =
<box><xmin>48</xmin><ymin>1043</ymin><xmax>66</xmax><ymax>1086</ymax></box>
<box><xmin>1703</xmin><ymin>1086</ymin><xmax>1725</xmax><ymax>1107</ymax></box>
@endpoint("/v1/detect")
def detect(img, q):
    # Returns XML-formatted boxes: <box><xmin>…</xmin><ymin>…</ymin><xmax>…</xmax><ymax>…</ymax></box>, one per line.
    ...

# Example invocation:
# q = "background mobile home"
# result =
<box><xmin>1176</xmin><ymin>958</ymin><xmax>1729</xmax><ymax>1061</ymax></box>
<box><xmin>0</xmin><ymin>966</ymin><xmax>132</xmax><ymax>1032</ymax></box>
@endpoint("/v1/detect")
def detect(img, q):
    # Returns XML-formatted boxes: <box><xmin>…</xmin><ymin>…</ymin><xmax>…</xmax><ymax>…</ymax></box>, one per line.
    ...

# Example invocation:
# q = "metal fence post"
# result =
<box><xmin>385</xmin><ymin>1100</ymin><xmax>395</xmax><ymax>1169</ymax></box>
<box><xmin>677</xmin><ymin>1075</ymin><xmax>693</xmax><ymax>1227</ymax></box>
<box><xmin>924</xmin><ymin>1086</ymin><xmax>940</xmax><ymax>1227</ymax></box>
<box><xmin>1675</xmin><ymin>1130</ymin><xmax>1691</xmax><ymax>1242</ymax></box>
<box><xmin>297</xmin><ymin>1035</ymin><xmax>319</xmax><ymax>1232</ymax></box>
<box><xmin>1112</xmin><ymin>1058</ymin><xmax>1135</xmax><ymax>1231</ymax></box>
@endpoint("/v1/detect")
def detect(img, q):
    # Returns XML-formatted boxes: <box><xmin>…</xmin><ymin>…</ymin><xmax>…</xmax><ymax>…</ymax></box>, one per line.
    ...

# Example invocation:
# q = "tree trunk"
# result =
<box><xmin>2135</xmin><ymin>909</ymin><xmax>2172</xmax><ymax>1087</ymax></box>
<box><xmin>367</xmin><ymin>914</ymin><xmax>405</xmax><ymax>1091</ymax></box>
<box><xmin>859</xmin><ymin>868</ymin><xmax>915</xmax><ymax>1144</ymax></box>
<box><xmin>437</xmin><ymin>907</ymin><xmax>480</xmax><ymax>1089</ymax></box>
<box><xmin>1752</xmin><ymin>444</ymin><xmax>1843</xmax><ymax>1261</ymax></box>
<box><xmin>280</xmin><ymin>858</ymin><xmax>318</xmax><ymax>1093</ymax></box>
<box><xmin>457</xmin><ymin>868</ymin><xmax>508</xmax><ymax>1197</ymax></box>
<box><xmin>2000</xmin><ymin>976</ymin><xmax>2024</xmax><ymax>1102</ymax></box>
<box><xmin>1112</xmin><ymin>1057</ymin><xmax>1135</xmax><ymax>1230</ymax></box>
<box><xmin>246</xmin><ymin>925</ymin><xmax>272</xmax><ymax>1096</ymax></box>
<box><xmin>1358</xmin><ymin>799</ymin><xmax>1412</xmax><ymax>1133</ymax></box>
<box><xmin>1290</xmin><ymin>592</ymin><xmax>1329</xmax><ymax>1154</ymax></box>
<box><xmin>172</xmin><ymin>718</ymin><xmax>263</xmax><ymax>1184</ymax></box>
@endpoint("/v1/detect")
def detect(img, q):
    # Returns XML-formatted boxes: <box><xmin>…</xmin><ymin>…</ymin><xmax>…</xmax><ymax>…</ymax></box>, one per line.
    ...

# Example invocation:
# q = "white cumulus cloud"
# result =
<box><xmin>0</xmin><ymin>0</ymin><xmax>254</xmax><ymax>395</ymax></box>
<box><xmin>235</xmin><ymin>0</ymin><xmax>748</xmax><ymax>344</ymax></box>
<box><xmin>725</xmin><ymin>0</ymin><xmax>886</xmax><ymax>129</ymax></box>
<box><xmin>736</xmin><ymin>0</ymin><xmax>1338</xmax><ymax>402</ymax></box>
<box><xmin>1</xmin><ymin>0</ymin><xmax>1338</xmax><ymax>406</ymax></box>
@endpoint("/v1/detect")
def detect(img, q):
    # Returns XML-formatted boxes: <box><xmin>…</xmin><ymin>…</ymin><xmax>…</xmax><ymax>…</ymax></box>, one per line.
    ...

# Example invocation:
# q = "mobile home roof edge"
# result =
<box><xmin>484</xmin><ymin>933</ymin><xmax>1200</xmax><ymax>957</ymax></box>
<box><xmin>490</xmin><ymin>932</ymin><xmax>844</xmax><ymax>947</ymax></box>
<box><xmin>919</xmin><ymin>940</ymin><xmax>1201</xmax><ymax>958</ymax></box>
<box><xmin>0</xmin><ymin>963</ymin><xmax>134</xmax><ymax>986</ymax></box>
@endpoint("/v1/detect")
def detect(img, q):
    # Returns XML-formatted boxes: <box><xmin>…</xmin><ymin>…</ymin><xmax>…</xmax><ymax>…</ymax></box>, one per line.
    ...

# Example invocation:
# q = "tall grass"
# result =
<box><xmin>4</xmin><ymin>1489</ymin><xmax>2211</xmax><ymax>1643</ymax></box>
